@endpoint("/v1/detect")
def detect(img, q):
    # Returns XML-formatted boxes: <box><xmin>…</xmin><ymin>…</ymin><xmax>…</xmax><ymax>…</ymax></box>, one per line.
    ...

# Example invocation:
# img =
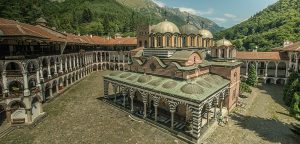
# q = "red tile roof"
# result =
<box><xmin>0</xmin><ymin>18</ymin><xmax>137</xmax><ymax>46</ymax></box>
<box><xmin>236</xmin><ymin>51</ymin><xmax>288</xmax><ymax>61</ymax></box>
<box><xmin>273</xmin><ymin>42</ymin><xmax>300</xmax><ymax>52</ymax></box>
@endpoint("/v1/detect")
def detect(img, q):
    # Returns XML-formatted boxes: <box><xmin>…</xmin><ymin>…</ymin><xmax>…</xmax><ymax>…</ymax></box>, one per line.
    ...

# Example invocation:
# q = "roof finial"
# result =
<box><xmin>163</xmin><ymin>9</ymin><xmax>167</xmax><ymax>20</ymax></box>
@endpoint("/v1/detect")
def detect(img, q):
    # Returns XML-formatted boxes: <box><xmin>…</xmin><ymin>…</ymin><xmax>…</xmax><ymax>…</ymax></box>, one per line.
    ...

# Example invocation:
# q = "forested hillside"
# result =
<box><xmin>0</xmin><ymin>0</ymin><xmax>223</xmax><ymax>36</ymax></box>
<box><xmin>216</xmin><ymin>0</ymin><xmax>300</xmax><ymax>51</ymax></box>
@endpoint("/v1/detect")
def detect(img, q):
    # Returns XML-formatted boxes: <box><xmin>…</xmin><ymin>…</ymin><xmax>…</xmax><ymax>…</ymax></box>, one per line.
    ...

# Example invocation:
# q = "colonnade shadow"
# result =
<box><xmin>231</xmin><ymin>112</ymin><xmax>300</xmax><ymax>144</ymax></box>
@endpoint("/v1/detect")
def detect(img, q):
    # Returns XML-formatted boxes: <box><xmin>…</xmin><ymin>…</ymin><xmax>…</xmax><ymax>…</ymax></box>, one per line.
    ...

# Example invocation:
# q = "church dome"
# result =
<box><xmin>181</xmin><ymin>83</ymin><xmax>204</xmax><ymax>94</ymax></box>
<box><xmin>216</xmin><ymin>38</ymin><xmax>233</xmax><ymax>47</ymax></box>
<box><xmin>180</xmin><ymin>23</ymin><xmax>198</xmax><ymax>35</ymax></box>
<box><xmin>152</xmin><ymin>19</ymin><xmax>180</xmax><ymax>34</ymax></box>
<box><xmin>199</xmin><ymin>29</ymin><xmax>213</xmax><ymax>38</ymax></box>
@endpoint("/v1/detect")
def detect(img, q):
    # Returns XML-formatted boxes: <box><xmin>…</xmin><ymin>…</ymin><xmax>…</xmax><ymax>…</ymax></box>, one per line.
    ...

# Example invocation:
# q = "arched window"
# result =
<box><xmin>144</xmin><ymin>40</ymin><xmax>148</xmax><ymax>48</ymax></box>
<box><xmin>139</xmin><ymin>41</ymin><xmax>142</xmax><ymax>47</ymax></box>
<box><xmin>174</xmin><ymin>36</ymin><xmax>177</xmax><ymax>47</ymax></box>
<box><xmin>166</xmin><ymin>35</ymin><xmax>171</xmax><ymax>47</ymax></box>
<box><xmin>182</xmin><ymin>36</ymin><xmax>187</xmax><ymax>47</ymax></box>
<box><xmin>157</xmin><ymin>35</ymin><xmax>162</xmax><ymax>47</ymax></box>
<box><xmin>221</xmin><ymin>49</ymin><xmax>225</xmax><ymax>58</ymax></box>
<box><xmin>151</xmin><ymin>36</ymin><xmax>155</xmax><ymax>47</ymax></box>
<box><xmin>190</xmin><ymin>36</ymin><xmax>194</xmax><ymax>47</ymax></box>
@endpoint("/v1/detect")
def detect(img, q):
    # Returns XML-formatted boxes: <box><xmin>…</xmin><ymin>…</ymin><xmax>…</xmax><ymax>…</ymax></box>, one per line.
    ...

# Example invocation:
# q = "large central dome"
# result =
<box><xmin>152</xmin><ymin>19</ymin><xmax>180</xmax><ymax>34</ymax></box>
<box><xmin>180</xmin><ymin>23</ymin><xmax>199</xmax><ymax>35</ymax></box>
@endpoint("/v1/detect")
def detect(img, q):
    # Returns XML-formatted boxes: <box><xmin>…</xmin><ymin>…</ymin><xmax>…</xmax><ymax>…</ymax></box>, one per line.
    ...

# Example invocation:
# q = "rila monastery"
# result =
<box><xmin>0</xmin><ymin>0</ymin><xmax>300</xmax><ymax>144</ymax></box>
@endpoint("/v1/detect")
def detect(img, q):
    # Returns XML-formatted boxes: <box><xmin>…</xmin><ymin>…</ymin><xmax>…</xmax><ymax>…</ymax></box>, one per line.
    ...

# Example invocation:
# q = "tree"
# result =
<box><xmin>81</xmin><ymin>8</ymin><xmax>93</xmax><ymax>23</ymax></box>
<box><xmin>240</xmin><ymin>82</ymin><xmax>252</xmax><ymax>94</ymax></box>
<box><xmin>290</xmin><ymin>92</ymin><xmax>300</xmax><ymax>117</ymax></box>
<box><xmin>283</xmin><ymin>70</ymin><xmax>299</xmax><ymax>105</ymax></box>
<box><xmin>246</xmin><ymin>63</ymin><xmax>258</xmax><ymax>86</ymax></box>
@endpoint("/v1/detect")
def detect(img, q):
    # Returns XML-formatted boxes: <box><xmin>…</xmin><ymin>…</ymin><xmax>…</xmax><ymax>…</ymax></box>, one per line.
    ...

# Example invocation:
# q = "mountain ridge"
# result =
<box><xmin>215</xmin><ymin>0</ymin><xmax>300</xmax><ymax>51</ymax></box>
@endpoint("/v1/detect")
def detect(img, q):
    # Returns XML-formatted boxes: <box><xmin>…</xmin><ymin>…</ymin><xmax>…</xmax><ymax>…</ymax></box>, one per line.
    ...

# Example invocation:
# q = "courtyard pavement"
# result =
<box><xmin>0</xmin><ymin>71</ymin><xmax>299</xmax><ymax>144</ymax></box>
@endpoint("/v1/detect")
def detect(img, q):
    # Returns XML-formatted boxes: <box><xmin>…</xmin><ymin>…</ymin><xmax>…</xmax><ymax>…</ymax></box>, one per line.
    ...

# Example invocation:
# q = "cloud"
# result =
<box><xmin>151</xmin><ymin>0</ymin><xmax>165</xmax><ymax>8</ymax></box>
<box><xmin>198</xmin><ymin>8</ymin><xmax>214</xmax><ymax>16</ymax></box>
<box><xmin>177</xmin><ymin>7</ymin><xmax>214</xmax><ymax>16</ymax></box>
<box><xmin>177</xmin><ymin>7</ymin><xmax>199</xmax><ymax>15</ymax></box>
<box><xmin>224</xmin><ymin>13</ymin><xmax>237</xmax><ymax>19</ymax></box>
<box><xmin>211</xmin><ymin>17</ymin><xmax>227</xmax><ymax>23</ymax></box>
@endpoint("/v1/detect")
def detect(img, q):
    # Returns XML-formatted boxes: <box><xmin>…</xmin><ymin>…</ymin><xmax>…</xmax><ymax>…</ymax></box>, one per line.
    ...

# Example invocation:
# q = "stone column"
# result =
<box><xmin>2</xmin><ymin>71</ymin><xmax>8</xmax><ymax>95</ymax></box>
<box><xmin>265</xmin><ymin>62</ymin><xmax>268</xmax><ymax>77</ymax></box>
<box><xmin>153</xmin><ymin>96</ymin><xmax>160</xmax><ymax>122</ymax></box>
<box><xmin>129</xmin><ymin>89</ymin><xmax>135</xmax><ymax>113</ymax></box>
<box><xmin>169</xmin><ymin>101</ymin><xmax>177</xmax><ymax>129</ymax></box>
<box><xmin>65</xmin><ymin>58</ymin><xmax>68</xmax><ymax>73</ymax></box>
<box><xmin>69</xmin><ymin>57</ymin><xmax>72</xmax><ymax>71</ymax></box>
<box><xmin>122</xmin><ymin>88</ymin><xmax>127</xmax><ymax>107</ymax></box>
<box><xmin>192</xmin><ymin>107</ymin><xmax>202</xmax><ymax>140</ymax></box>
<box><xmin>73</xmin><ymin>57</ymin><xmax>76</xmax><ymax>70</ymax></box>
<box><xmin>219</xmin><ymin>94</ymin><xmax>225</xmax><ymax>116</ymax></box>
<box><xmin>47</xmin><ymin>63</ymin><xmax>51</xmax><ymax>79</ymax></box>
<box><xmin>213</xmin><ymin>100</ymin><xmax>217</xmax><ymax>119</ymax></box>
<box><xmin>54</xmin><ymin>62</ymin><xmax>58</xmax><ymax>76</ymax></box>
<box><xmin>23</xmin><ymin>72</ymin><xmax>30</xmax><ymax>96</ymax></box>
<box><xmin>142</xmin><ymin>92</ymin><xmax>148</xmax><ymax>119</ymax></box>
<box><xmin>206</xmin><ymin>104</ymin><xmax>211</xmax><ymax>126</ymax></box>
<box><xmin>76</xmin><ymin>56</ymin><xmax>79</xmax><ymax>69</ymax></box>
<box><xmin>59</xmin><ymin>60</ymin><xmax>63</xmax><ymax>74</ymax></box>
<box><xmin>49</xmin><ymin>86</ymin><xmax>53</xmax><ymax>97</ymax></box>
<box><xmin>36</xmin><ymin>70</ymin><xmax>41</xmax><ymax>90</ymax></box>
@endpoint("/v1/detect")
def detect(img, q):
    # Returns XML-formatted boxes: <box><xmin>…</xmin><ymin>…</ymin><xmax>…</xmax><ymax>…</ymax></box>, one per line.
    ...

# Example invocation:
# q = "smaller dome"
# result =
<box><xmin>137</xmin><ymin>75</ymin><xmax>152</xmax><ymax>83</ymax></box>
<box><xmin>181</xmin><ymin>83</ymin><xmax>204</xmax><ymax>94</ymax></box>
<box><xmin>148</xmin><ymin>79</ymin><xmax>164</xmax><ymax>86</ymax></box>
<box><xmin>127</xmin><ymin>75</ymin><xmax>138</xmax><ymax>81</ymax></box>
<box><xmin>152</xmin><ymin>19</ymin><xmax>180</xmax><ymax>34</ymax></box>
<box><xmin>180</xmin><ymin>23</ymin><xmax>199</xmax><ymax>35</ymax></box>
<box><xmin>216</xmin><ymin>38</ymin><xmax>233</xmax><ymax>47</ymax></box>
<box><xmin>36</xmin><ymin>17</ymin><xmax>47</xmax><ymax>24</ymax></box>
<box><xmin>162</xmin><ymin>81</ymin><xmax>178</xmax><ymax>89</ymax></box>
<box><xmin>199</xmin><ymin>29</ymin><xmax>213</xmax><ymax>38</ymax></box>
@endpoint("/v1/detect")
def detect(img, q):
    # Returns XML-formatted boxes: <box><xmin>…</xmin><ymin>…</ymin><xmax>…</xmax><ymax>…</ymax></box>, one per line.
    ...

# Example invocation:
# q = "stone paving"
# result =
<box><xmin>1</xmin><ymin>71</ymin><xmax>299</xmax><ymax>144</ymax></box>
<box><xmin>202</xmin><ymin>84</ymin><xmax>300</xmax><ymax>144</ymax></box>
<box><xmin>0</xmin><ymin>71</ymin><xmax>184</xmax><ymax>144</ymax></box>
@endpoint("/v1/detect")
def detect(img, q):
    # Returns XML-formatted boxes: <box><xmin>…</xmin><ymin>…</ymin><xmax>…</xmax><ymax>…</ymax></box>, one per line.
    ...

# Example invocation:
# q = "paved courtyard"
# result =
<box><xmin>1</xmin><ymin>71</ymin><xmax>299</xmax><ymax>144</ymax></box>
<box><xmin>1</xmin><ymin>71</ymin><xmax>184</xmax><ymax>144</ymax></box>
<box><xmin>203</xmin><ymin>84</ymin><xmax>300</xmax><ymax>144</ymax></box>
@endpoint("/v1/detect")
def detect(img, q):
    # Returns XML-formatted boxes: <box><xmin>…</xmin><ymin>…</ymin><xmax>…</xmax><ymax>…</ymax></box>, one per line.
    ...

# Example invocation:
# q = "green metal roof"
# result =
<box><xmin>104</xmin><ymin>71</ymin><xmax>229</xmax><ymax>103</ymax></box>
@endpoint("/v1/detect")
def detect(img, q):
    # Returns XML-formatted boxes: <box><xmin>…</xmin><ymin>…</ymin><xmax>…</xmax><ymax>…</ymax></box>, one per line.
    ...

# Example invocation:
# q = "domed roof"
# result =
<box><xmin>216</xmin><ymin>38</ymin><xmax>233</xmax><ymax>47</ymax></box>
<box><xmin>152</xmin><ymin>19</ymin><xmax>180</xmax><ymax>34</ymax></box>
<box><xmin>199</xmin><ymin>29</ymin><xmax>213</xmax><ymax>38</ymax></box>
<box><xmin>180</xmin><ymin>23</ymin><xmax>199</xmax><ymax>35</ymax></box>
<box><xmin>162</xmin><ymin>81</ymin><xmax>178</xmax><ymax>89</ymax></box>
<box><xmin>181</xmin><ymin>83</ymin><xmax>204</xmax><ymax>94</ymax></box>
<box><xmin>137</xmin><ymin>75</ymin><xmax>152</xmax><ymax>83</ymax></box>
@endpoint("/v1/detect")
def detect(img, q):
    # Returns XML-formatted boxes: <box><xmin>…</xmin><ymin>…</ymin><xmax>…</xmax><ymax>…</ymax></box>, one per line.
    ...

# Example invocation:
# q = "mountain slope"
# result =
<box><xmin>117</xmin><ymin>0</ymin><xmax>224</xmax><ymax>33</ymax></box>
<box><xmin>0</xmin><ymin>0</ymin><xmax>223</xmax><ymax>37</ymax></box>
<box><xmin>216</xmin><ymin>0</ymin><xmax>300</xmax><ymax>51</ymax></box>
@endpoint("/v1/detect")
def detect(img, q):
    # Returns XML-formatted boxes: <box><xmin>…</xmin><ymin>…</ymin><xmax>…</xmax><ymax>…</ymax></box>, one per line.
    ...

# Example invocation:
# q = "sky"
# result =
<box><xmin>151</xmin><ymin>0</ymin><xmax>278</xmax><ymax>28</ymax></box>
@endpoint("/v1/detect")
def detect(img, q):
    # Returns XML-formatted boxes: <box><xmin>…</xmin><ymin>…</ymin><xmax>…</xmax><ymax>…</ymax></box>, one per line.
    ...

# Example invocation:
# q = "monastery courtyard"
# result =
<box><xmin>1</xmin><ymin>71</ymin><xmax>299</xmax><ymax>144</ymax></box>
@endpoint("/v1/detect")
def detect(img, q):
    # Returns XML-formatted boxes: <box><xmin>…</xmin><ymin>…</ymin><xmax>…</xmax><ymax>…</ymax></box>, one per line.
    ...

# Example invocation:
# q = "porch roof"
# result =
<box><xmin>103</xmin><ymin>71</ymin><xmax>229</xmax><ymax>103</ymax></box>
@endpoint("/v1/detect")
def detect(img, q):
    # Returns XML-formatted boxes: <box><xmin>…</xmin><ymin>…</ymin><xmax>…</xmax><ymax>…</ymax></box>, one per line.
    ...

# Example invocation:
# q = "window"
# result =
<box><xmin>190</xmin><ymin>37</ymin><xmax>194</xmax><ymax>47</ymax></box>
<box><xmin>174</xmin><ymin>36</ymin><xmax>177</xmax><ymax>47</ymax></box>
<box><xmin>157</xmin><ymin>36</ymin><xmax>162</xmax><ymax>47</ymax></box>
<box><xmin>166</xmin><ymin>35</ymin><xmax>171</xmax><ymax>47</ymax></box>
<box><xmin>151</xmin><ymin>37</ymin><xmax>155</xmax><ymax>47</ymax></box>
<box><xmin>221</xmin><ymin>49</ymin><xmax>225</xmax><ymax>58</ymax></box>
<box><xmin>139</xmin><ymin>41</ymin><xmax>142</xmax><ymax>47</ymax></box>
<box><xmin>182</xmin><ymin>36</ymin><xmax>187</xmax><ymax>47</ymax></box>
